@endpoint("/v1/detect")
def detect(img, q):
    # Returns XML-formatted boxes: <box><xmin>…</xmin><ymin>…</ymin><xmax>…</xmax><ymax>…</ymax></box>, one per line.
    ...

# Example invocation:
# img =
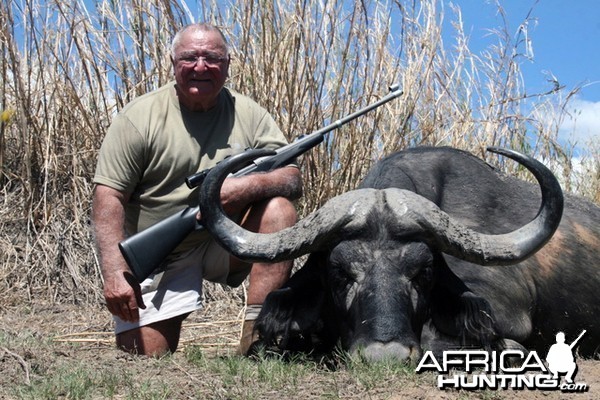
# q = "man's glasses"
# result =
<box><xmin>176</xmin><ymin>54</ymin><xmax>228</xmax><ymax>67</ymax></box>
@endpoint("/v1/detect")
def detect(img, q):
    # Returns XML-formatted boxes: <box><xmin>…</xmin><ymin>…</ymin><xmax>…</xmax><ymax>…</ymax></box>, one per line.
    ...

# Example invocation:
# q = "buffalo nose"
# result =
<box><xmin>352</xmin><ymin>341</ymin><xmax>421</xmax><ymax>364</ymax></box>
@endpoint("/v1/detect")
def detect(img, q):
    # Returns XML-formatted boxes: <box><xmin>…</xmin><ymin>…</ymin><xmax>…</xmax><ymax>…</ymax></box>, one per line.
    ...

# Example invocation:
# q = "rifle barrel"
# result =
<box><xmin>569</xmin><ymin>329</ymin><xmax>586</xmax><ymax>349</ymax></box>
<box><xmin>311</xmin><ymin>85</ymin><xmax>403</xmax><ymax>137</ymax></box>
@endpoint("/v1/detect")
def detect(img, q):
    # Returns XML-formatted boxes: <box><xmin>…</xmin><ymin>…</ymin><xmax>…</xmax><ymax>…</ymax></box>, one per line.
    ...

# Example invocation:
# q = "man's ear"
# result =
<box><xmin>225</xmin><ymin>55</ymin><xmax>231</xmax><ymax>78</ymax></box>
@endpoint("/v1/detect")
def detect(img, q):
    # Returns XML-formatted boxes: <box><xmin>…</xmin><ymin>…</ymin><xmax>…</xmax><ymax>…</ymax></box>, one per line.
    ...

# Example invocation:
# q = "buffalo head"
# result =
<box><xmin>198</xmin><ymin>147</ymin><xmax>563</xmax><ymax>362</ymax></box>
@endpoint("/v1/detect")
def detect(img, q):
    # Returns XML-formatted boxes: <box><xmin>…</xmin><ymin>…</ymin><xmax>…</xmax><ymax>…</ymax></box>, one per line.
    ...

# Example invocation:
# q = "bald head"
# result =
<box><xmin>171</xmin><ymin>23</ymin><xmax>229</xmax><ymax>59</ymax></box>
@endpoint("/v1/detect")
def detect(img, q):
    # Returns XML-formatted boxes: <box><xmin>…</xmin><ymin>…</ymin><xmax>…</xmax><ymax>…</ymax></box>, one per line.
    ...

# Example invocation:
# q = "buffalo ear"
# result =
<box><xmin>255</xmin><ymin>253</ymin><xmax>328</xmax><ymax>351</ymax></box>
<box><xmin>429</xmin><ymin>256</ymin><xmax>498</xmax><ymax>345</ymax></box>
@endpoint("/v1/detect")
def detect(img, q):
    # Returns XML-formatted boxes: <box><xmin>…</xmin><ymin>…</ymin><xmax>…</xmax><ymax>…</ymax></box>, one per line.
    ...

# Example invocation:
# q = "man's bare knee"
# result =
<box><xmin>241</xmin><ymin>197</ymin><xmax>296</xmax><ymax>233</ymax></box>
<box><xmin>117</xmin><ymin>327</ymin><xmax>169</xmax><ymax>357</ymax></box>
<box><xmin>250</xmin><ymin>197</ymin><xmax>297</xmax><ymax>233</ymax></box>
<box><xmin>116</xmin><ymin>314</ymin><xmax>189</xmax><ymax>357</ymax></box>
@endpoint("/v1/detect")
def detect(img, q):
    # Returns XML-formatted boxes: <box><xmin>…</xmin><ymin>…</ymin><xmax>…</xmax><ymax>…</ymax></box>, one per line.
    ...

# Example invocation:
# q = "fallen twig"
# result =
<box><xmin>1</xmin><ymin>347</ymin><xmax>31</xmax><ymax>386</ymax></box>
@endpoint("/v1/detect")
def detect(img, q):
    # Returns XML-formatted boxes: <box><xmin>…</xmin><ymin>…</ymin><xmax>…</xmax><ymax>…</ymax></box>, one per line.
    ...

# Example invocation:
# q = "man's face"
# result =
<box><xmin>171</xmin><ymin>29</ymin><xmax>230</xmax><ymax>111</ymax></box>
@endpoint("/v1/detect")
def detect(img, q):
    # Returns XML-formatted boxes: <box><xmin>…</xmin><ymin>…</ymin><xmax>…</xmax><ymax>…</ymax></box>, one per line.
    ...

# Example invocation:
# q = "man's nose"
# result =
<box><xmin>194</xmin><ymin>58</ymin><xmax>208</xmax><ymax>71</ymax></box>
<box><xmin>193</xmin><ymin>58</ymin><xmax>210</xmax><ymax>71</ymax></box>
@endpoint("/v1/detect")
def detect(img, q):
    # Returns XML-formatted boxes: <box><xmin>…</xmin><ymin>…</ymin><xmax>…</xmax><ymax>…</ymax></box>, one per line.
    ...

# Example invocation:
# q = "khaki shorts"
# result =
<box><xmin>114</xmin><ymin>239</ymin><xmax>249</xmax><ymax>334</ymax></box>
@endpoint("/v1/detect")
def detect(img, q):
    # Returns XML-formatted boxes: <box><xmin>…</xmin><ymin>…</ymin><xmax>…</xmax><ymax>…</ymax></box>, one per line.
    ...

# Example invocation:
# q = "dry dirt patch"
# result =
<box><xmin>1</xmin><ymin>300</ymin><xmax>598</xmax><ymax>399</ymax></box>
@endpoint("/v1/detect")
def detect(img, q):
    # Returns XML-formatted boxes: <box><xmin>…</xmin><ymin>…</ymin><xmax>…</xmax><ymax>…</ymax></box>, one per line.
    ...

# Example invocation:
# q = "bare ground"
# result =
<box><xmin>0</xmin><ymin>294</ymin><xmax>598</xmax><ymax>400</ymax></box>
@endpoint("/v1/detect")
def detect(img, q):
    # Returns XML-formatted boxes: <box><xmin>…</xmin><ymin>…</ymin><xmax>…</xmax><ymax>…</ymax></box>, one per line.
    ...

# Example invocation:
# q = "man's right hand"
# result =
<box><xmin>103</xmin><ymin>270</ymin><xmax>146</xmax><ymax>322</ymax></box>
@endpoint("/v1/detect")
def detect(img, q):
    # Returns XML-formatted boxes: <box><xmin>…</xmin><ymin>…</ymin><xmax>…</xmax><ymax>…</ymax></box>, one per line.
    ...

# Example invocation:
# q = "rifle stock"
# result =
<box><xmin>119</xmin><ymin>206</ymin><xmax>200</xmax><ymax>281</ymax></box>
<box><xmin>119</xmin><ymin>84</ymin><xmax>403</xmax><ymax>282</ymax></box>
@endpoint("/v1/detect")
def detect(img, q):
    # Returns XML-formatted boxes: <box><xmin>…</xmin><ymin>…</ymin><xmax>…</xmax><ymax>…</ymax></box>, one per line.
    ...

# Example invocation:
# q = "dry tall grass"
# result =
<box><xmin>0</xmin><ymin>0</ymin><xmax>597</xmax><ymax>306</ymax></box>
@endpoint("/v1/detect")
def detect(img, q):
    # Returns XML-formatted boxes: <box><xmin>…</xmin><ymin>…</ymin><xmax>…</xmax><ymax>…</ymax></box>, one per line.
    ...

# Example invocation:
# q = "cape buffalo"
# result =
<box><xmin>198</xmin><ymin>146</ymin><xmax>599</xmax><ymax>363</ymax></box>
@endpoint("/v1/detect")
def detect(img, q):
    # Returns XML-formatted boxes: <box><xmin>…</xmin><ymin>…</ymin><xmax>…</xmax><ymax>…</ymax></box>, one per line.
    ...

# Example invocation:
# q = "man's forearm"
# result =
<box><xmin>252</xmin><ymin>166</ymin><xmax>303</xmax><ymax>201</ymax></box>
<box><xmin>91</xmin><ymin>185</ymin><xmax>131</xmax><ymax>278</ymax></box>
<box><xmin>220</xmin><ymin>166</ymin><xmax>302</xmax><ymax>215</ymax></box>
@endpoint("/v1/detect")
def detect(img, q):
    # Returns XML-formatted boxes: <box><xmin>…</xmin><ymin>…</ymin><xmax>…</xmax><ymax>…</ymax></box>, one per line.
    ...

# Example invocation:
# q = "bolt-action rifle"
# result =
<box><xmin>119</xmin><ymin>84</ymin><xmax>403</xmax><ymax>282</ymax></box>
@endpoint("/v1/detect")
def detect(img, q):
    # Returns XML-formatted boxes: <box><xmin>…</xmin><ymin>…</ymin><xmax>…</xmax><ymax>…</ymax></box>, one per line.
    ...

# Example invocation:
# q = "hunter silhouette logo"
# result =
<box><xmin>546</xmin><ymin>330</ymin><xmax>586</xmax><ymax>384</ymax></box>
<box><xmin>416</xmin><ymin>329</ymin><xmax>589</xmax><ymax>392</ymax></box>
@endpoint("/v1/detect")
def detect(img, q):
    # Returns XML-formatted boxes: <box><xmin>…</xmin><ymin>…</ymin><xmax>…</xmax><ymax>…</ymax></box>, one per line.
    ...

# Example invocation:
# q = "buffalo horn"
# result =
<box><xmin>198</xmin><ymin>147</ymin><xmax>563</xmax><ymax>266</ymax></box>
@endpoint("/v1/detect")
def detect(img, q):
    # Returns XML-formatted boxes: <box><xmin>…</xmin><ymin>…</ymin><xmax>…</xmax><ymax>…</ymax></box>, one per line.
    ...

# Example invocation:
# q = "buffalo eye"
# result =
<box><xmin>402</xmin><ymin>244</ymin><xmax>434</xmax><ymax>314</ymax></box>
<box><xmin>328</xmin><ymin>257</ymin><xmax>358</xmax><ymax>287</ymax></box>
<box><xmin>400</xmin><ymin>242</ymin><xmax>435</xmax><ymax>289</ymax></box>
<box><xmin>327</xmin><ymin>253</ymin><xmax>364</xmax><ymax>311</ymax></box>
<box><xmin>327</xmin><ymin>244</ymin><xmax>365</xmax><ymax>283</ymax></box>
<box><xmin>412</xmin><ymin>263</ymin><xmax>434</xmax><ymax>291</ymax></box>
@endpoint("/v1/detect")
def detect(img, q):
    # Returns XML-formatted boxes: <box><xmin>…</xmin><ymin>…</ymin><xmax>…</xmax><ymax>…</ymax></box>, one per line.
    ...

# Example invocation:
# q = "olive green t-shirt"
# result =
<box><xmin>94</xmin><ymin>82</ymin><xmax>289</xmax><ymax>252</ymax></box>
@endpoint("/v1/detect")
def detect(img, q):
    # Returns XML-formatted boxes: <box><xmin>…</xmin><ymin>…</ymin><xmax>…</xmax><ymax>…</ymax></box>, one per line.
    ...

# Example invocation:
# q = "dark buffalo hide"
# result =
<box><xmin>199</xmin><ymin>146</ymin><xmax>599</xmax><ymax>362</ymax></box>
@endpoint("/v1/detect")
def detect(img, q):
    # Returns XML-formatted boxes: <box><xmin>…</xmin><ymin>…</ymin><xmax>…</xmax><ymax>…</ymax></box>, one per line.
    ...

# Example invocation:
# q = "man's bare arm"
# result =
<box><xmin>92</xmin><ymin>185</ymin><xmax>145</xmax><ymax>321</ymax></box>
<box><xmin>219</xmin><ymin>166</ymin><xmax>302</xmax><ymax>216</ymax></box>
